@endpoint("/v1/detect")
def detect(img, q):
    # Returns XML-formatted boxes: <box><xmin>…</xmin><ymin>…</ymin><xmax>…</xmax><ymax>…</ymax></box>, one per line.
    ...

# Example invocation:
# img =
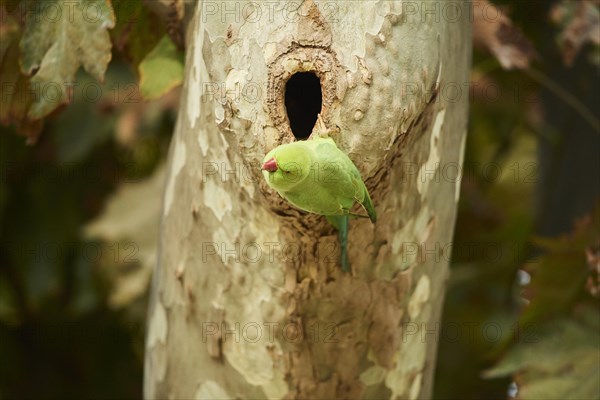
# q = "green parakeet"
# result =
<box><xmin>261</xmin><ymin>137</ymin><xmax>377</xmax><ymax>271</ymax></box>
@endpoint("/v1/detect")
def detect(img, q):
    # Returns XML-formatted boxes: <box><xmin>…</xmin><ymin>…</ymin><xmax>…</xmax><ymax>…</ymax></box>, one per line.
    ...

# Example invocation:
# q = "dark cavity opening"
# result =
<box><xmin>284</xmin><ymin>72</ymin><xmax>322</xmax><ymax>139</ymax></box>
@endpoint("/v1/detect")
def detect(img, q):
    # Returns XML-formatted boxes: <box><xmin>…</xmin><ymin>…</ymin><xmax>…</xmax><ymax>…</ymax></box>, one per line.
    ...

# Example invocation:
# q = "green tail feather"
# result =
<box><xmin>326</xmin><ymin>215</ymin><xmax>350</xmax><ymax>272</ymax></box>
<box><xmin>339</xmin><ymin>215</ymin><xmax>349</xmax><ymax>272</ymax></box>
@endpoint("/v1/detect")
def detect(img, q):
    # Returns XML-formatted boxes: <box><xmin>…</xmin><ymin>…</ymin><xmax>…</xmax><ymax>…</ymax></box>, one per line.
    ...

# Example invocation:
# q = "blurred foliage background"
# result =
<box><xmin>0</xmin><ymin>0</ymin><xmax>598</xmax><ymax>399</ymax></box>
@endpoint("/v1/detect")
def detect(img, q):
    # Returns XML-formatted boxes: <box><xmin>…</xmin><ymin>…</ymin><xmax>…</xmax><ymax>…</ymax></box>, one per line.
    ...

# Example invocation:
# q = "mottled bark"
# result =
<box><xmin>145</xmin><ymin>1</ymin><xmax>471</xmax><ymax>399</ymax></box>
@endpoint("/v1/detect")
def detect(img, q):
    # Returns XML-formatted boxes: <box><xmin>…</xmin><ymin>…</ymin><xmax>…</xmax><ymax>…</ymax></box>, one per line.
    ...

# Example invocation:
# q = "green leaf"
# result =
<box><xmin>521</xmin><ymin>209</ymin><xmax>599</xmax><ymax>325</ymax></box>
<box><xmin>484</xmin><ymin>308</ymin><xmax>600</xmax><ymax>400</ymax></box>
<box><xmin>52</xmin><ymin>68</ymin><xmax>124</xmax><ymax>163</ymax></box>
<box><xmin>52</xmin><ymin>93</ymin><xmax>115</xmax><ymax>163</ymax></box>
<box><xmin>111</xmin><ymin>0</ymin><xmax>166</xmax><ymax>69</ymax></box>
<box><xmin>20</xmin><ymin>0</ymin><xmax>115</xmax><ymax>119</ymax></box>
<box><xmin>138</xmin><ymin>35</ymin><xmax>183</xmax><ymax>100</ymax></box>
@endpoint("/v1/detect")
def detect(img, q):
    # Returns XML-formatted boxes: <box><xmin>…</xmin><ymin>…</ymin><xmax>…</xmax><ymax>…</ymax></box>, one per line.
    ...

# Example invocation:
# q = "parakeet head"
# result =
<box><xmin>261</xmin><ymin>143</ymin><xmax>311</xmax><ymax>191</ymax></box>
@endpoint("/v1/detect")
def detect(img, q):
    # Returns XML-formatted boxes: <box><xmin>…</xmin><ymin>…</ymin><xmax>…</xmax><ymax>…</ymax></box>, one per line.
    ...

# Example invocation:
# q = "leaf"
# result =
<box><xmin>84</xmin><ymin>164</ymin><xmax>165</xmax><ymax>308</ymax></box>
<box><xmin>484</xmin><ymin>308</ymin><xmax>600</xmax><ymax>400</ymax></box>
<box><xmin>550</xmin><ymin>0</ymin><xmax>600</xmax><ymax>67</ymax></box>
<box><xmin>19</xmin><ymin>0</ymin><xmax>115</xmax><ymax>119</ymax></box>
<box><xmin>138</xmin><ymin>35</ymin><xmax>183</xmax><ymax>100</ymax></box>
<box><xmin>142</xmin><ymin>0</ymin><xmax>184</xmax><ymax>48</ymax></box>
<box><xmin>111</xmin><ymin>0</ymin><xmax>166</xmax><ymax>69</ymax></box>
<box><xmin>585</xmin><ymin>243</ymin><xmax>600</xmax><ymax>297</ymax></box>
<box><xmin>522</xmin><ymin>206</ymin><xmax>600</xmax><ymax>324</ymax></box>
<box><xmin>0</xmin><ymin>5</ymin><xmax>43</xmax><ymax>142</ymax></box>
<box><xmin>483</xmin><ymin>206</ymin><xmax>600</xmax><ymax>399</ymax></box>
<box><xmin>51</xmin><ymin>66</ymin><xmax>133</xmax><ymax>163</ymax></box>
<box><xmin>473</xmin><ymin>0</ymin><xmax>538</xmax><ymax>70</ymax></box>
<box><xmin>52</xmin><ymin>87</ymin><xmax>116</xmax><ymax>163</ymax></box>
<box><xmin>0</xmin><ymin>5</ymin><xmax>19</xmax><ymax>60</ymax></box>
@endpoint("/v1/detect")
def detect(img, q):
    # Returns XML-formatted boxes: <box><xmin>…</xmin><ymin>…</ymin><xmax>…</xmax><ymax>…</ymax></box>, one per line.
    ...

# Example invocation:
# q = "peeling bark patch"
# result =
<box><xmin>361</xmin><ymin>87</ymin><xmax>439</xmax><ymax>221</ymax></box>
<box><xmin>456</xmin><ymin>131</ymin><xmax>467</xmax><ymax>203</ymax></box>
<box><xmin>164</xmin><ymin>137</ymin><xmax>187</xmax><ymax>216</ymax></box>
<box><xmin>187</xmin><ymin>15</ymin><xmax>206</xmax><ymax>130</ymax></box>
<box><xmin>149</xmin><ymin>342</ymin><xmax>167</xmax><ymax>383</ymax></box>
<box><xmin>297</xmin><ymin>0</ymin><xmax>333</xmax><ymax>47</ymax></box>
<box><xmin>223</xmin><ymin>340</ymin><xmax>276</xmax><ymax>385</ymax></box>
<box><xmin>212</xmin><ymin>227</ymin><xmax>234</xmax><ymax>264</ymax></box>
<box><xmin>147</xmin><ymin>302</ymin><xmax>169</xmax><ymax>382</ymax></box>
<box><xmin>148</xmin><ymin>302</ymin><xmax>168</xmax><ymax>346</ymax></box>
<box><xmin>417</xmin><ymin>109</ymin><xmax>445</xmax><ymax>196</ymax></box>
<box><xmin>285</xmin><ymin>268</ymin><xmax>411</xmax><ymax>398</ymax></box>
<box><xmin>188</xmin><ymin>64</ymin><xmax>202</xmax><ymax>130</ymax></box>
<box><xmin>194</xmin><ymin>380</ymin><xmax>232</xmax><ymax>400</ymax></box>
<box><xmin>203</xmin><ymin>179</ymin><xmax>233</xmax><ymax>221</ymax></box>
<box><xmin>197</xmin><ymin>124</ymin><xmax>210</xmax><ymax>156</ymax></box>
<box><xmin>435</xmin><ymin>53</ymin><xmax>443</xmax><ymax>90</ymax></box>
<box><xmin>409</xmin><ymin>372</ymin><xmax>423</xmax><ymax>400</ymax></box>
<box><xmin>366</xmin><ymin>277</ymin><xmax>410</xmax><ymax>368</ymax></box>
<box><xmin>391</xmin><ymin>206</ymin><xmax>433</xmax><ymax>271</ymax></box>
<box><xmin>356</xmin><ymin>56</ymin><xmax>372</xmax><ymax>84</ymax></box>
<box><xmin>384</xmin><ymin>323</ymin><xmax>428</xmax><ymax>399</ymax></box>
<box><xmin>175</xmin><ymin>263</ymin><xmax>185</xmax><ymax>281</ymax></box>
<box><xmin>408</xmin><ymin>275</ymin><xmax>431</xmax><ymax>320</ymax></box>
<box><xmin>222</xmin><ymin>68</ymin><xmax>251</xmax><ymax>122</ymax></box>
<box><xmin>223</xmin><ymin>339</ymin><xmax>287</xmax><ymax>399</ymax></box>
<box><xmin>360</xmin><ymin>365</ymin><xmax>387</xmax><ymax>385</ymax></box>
<box><xmin>209</xmin><ymin>227</ymin><xmax>289</xmax><ymax>399</ymax></box>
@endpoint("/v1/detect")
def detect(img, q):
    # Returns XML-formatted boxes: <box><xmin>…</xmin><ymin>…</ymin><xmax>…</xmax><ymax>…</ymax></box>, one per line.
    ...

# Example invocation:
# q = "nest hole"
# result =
<box><xmin>284</xmin><ymin>72</ymin><xmax>322</xmax><ymax>140</ymax></box>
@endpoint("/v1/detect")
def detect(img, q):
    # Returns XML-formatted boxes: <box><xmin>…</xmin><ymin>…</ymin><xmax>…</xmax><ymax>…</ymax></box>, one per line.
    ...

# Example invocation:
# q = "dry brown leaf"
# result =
<box><xmin>0</xmin><ymin>5</ymin><xmax>44</xmax><ymax>143</ymax></box>
<box><xmin>142</xmin><ymin>0</ymin><xmax>185</xmax><ymax>48</ymax></box>
<box><xmin>473</xmin><ymin>0</ymin><xmax>538</xmax><ymax>70</ymax></box>
<box><xmin>550</xmin><ymin>0</ymin><xmax>600</xmax><ymax>67</ymax></box>
<box><xmin>585</xmin><ymin>243</ymin><xmax>600</xmax><ymax>297</ymax></box>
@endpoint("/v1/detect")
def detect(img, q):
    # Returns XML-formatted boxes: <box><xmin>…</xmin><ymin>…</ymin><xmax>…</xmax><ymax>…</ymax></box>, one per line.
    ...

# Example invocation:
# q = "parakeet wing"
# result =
<box><xmin>314</xmin><ymin>140</ymin><xmax>377</xmax><ymax>223</ymax></box>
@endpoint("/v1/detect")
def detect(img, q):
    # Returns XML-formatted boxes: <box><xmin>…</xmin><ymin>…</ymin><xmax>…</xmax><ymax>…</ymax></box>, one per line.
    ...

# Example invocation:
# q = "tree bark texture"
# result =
<box><xmin>145</xmin><ymin>1</ymin><xmax>471</xmax><ymax>399</ymax></box>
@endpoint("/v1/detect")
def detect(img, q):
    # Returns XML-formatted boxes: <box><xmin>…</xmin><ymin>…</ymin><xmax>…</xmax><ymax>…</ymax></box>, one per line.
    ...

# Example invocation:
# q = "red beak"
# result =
<box><xmin>262</xmin><ymin>158</ymin><xmax>278</xmax><ymax>172</ymax></box>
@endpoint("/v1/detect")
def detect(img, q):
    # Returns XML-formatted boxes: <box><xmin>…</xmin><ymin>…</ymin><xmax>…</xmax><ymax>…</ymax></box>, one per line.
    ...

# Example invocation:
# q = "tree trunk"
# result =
<box><xmin>145</xmin><ymin>1</ymin><xmax>471</xmax><ymax>399</ymax></box>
